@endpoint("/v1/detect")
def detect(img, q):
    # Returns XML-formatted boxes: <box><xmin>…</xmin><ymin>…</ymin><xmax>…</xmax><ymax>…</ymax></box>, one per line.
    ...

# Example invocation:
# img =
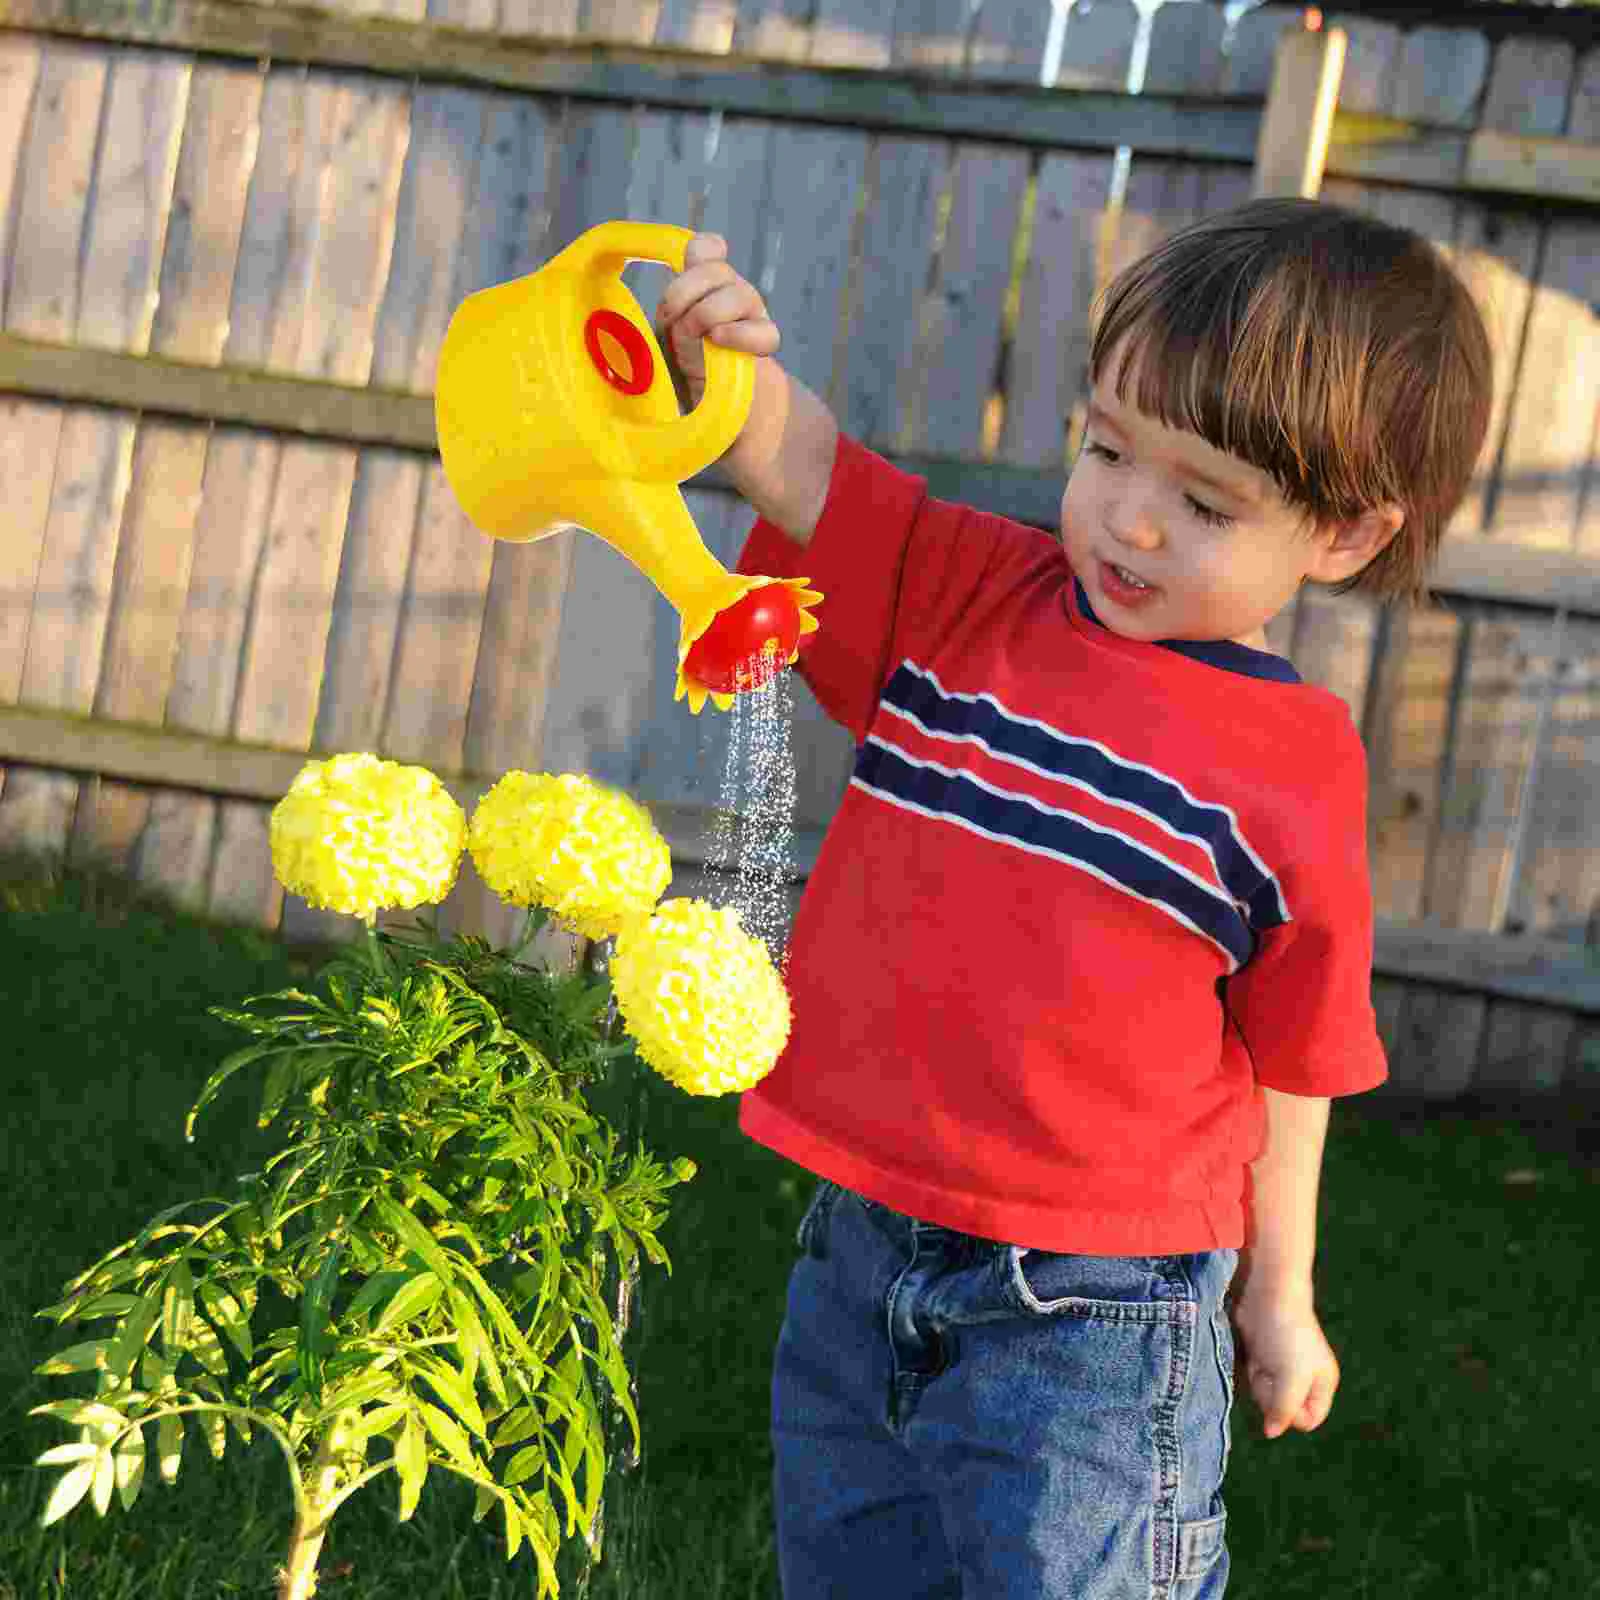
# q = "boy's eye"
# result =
<box><xmin>1185</xmin><ymin>493</ymin><xmax>1234</xmax><ymax>529</ymax></box>
<box><xmin>1084</xmin><ymin>440</ymin><xmax>1121</xmax><ymax>464</ymax></box>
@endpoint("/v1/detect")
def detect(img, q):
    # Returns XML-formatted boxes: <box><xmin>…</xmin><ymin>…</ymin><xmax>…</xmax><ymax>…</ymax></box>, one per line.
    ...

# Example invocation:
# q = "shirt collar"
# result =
<box><xmin>1072</xmin><ymin>578</ymin><xmax>1303</xmax><ymax>684</ymax></box>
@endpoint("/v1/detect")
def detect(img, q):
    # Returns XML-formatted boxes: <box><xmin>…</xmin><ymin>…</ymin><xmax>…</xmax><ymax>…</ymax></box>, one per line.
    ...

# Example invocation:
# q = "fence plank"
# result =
<box><xmin>208</xmin><ymin>74</ymin><xmax>409</xmax><ymax>929</ymax></box>
<box><xmin>966</xmin><ymin>0</ymin><xmax>1051</xmax><ymax>85</ymax></box>
<box><xmin>999</xmin><ymin>150</ymin><xmax>1111</xmax><ymax>471</ymax></box>
<box><xmin>141</xmin><ymin>71</ymin><xmax>333</xmax><ymax>916</ymax></box>
<box><xmin>75</xmin><ymin>55</ymin><xmax>248</xmax><ymax>872</ymax></box>
<box><xmin>497</xmin><ymin>0</ymin><xmax>580</xmax><ymax>38</ymax></box>
<box><xmin>283</xmin><ymin>82</ymin><xmax>490</xmax><ymax>946</ymax></box>
<box><xmin>730</xmin><ymin>0</ymin><xmax>812</xmax><ymax>64</ymax></box>
<box><xmin>0</xmin><ymin>39</ymin><xmax>40</xmax><ymax>326</ymax></box>
<box><xmin>808</xmin><ymin>0</ymin><xmax>895</xmax><ymax>69</ymax></box>
<box><xmin>905</xmin><ymin>143</ymin><xmax>1028</xmax><ymax>459</ymax></box>
<box><xmin>1145</xmin><ymin>0</ymin><xmax>1227</xmax><ymax>97</ymax></box>
<box><xmin>1323</xmin><ymin>14</ymin><xmax>1400</xmax><ymax>116</ymax></box>
<box><xmin>835</xmin><ymin>135</ymin><xmax>941</xmax><ymax>450</ymax></box>
<box><xmin>0</xmin><ymin>46</ymin><xmax>187</xmax><ymax>862</ymax></box>
<box><xmin>655</xmin><ymin>0</ymin><xmax>737</xmax><ymax>54</ymax></box>
<box><xmin>1389</xmin><ymin>25</ymin><xmax>1490</xmax><ymax>130</ymax></box>
<box><xmin>0</xmin><ymin>39</ymin><xmax>105</xmax><ymax>843</ymax></box>
<box><xmin>1051</xmin><ymin>0</ymin><xmax>1137</xmax><ymax>92</ymax></box>
<box><xmin>1222</xmin><ymin>4</ymin><xmax>1295</xmax><ymax>99</ymax></box>
<box><xmin>890</xmin><ymin>0</ymin><xmax>968</xmax><ymax>75</ymax></box>
<box><xmin>0</xmin><ymin>47</ymin><xmax>57</xmax><ymax>818</ymax></box>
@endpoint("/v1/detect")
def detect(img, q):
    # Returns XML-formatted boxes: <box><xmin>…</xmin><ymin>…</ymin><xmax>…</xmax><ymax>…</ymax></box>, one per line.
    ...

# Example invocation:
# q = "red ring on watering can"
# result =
<box><xmin>583</xmin><ymin>310</ymin><xmax>655</xmax><ymax>396</ymax></box>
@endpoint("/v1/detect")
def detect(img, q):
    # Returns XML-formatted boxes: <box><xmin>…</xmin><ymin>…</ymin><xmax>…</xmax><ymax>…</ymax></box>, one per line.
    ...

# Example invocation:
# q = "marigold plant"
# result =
<box><xmin>28</xmin><ymin>757</ymin><xmax>793</xmax><ymax>1600</ymax></box>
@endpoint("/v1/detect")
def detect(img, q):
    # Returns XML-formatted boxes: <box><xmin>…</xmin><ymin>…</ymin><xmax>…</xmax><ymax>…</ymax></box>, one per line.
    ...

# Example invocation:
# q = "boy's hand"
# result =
<box><xmin>654</xmin><ymin>233</ymin><xmax>781</xmax><ymax>409</ymax></box>
<box><xmin>1227</xmin><ymin>1295</ymin><xmax>1341</xmax><ymax>1440</ymax></box>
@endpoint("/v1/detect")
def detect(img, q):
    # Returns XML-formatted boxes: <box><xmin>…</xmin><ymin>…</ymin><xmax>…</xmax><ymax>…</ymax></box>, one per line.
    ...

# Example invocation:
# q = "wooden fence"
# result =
<box><xmin>0</xmin><ymin>0</ymin><xmax>1597</xmax><ymax>1097</ymax></box>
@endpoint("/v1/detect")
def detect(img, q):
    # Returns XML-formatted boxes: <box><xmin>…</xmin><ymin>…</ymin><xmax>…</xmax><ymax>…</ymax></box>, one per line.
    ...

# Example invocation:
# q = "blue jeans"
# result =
<box><xmin>772</xmin><ymin>1180</ymin><xmax>1239</xmax><ymax>1599</ymax></box>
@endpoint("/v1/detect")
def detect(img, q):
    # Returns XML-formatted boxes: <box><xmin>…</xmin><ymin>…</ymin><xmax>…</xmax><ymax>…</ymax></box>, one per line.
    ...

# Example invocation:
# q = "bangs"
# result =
<box><xmin>1089</xmin><ymin>245</ymin><xmax>1390</xmax><ymax>526</ymax></box>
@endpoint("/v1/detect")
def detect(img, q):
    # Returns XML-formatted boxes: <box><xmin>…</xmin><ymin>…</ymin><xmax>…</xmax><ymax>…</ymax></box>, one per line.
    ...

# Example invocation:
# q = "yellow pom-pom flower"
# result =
<box><xmin>270</xmin><ymin>754</ymin><xmax>466</xmax><ymax>923</ymax></box>
<box><xmin>467</xmin><ymin>771</ymin><xmax>671</xmax><ymax>941</ymax></box>
<box><xmin>610</xmin><ymin>899</ymin><xmax>791</xmax><ymax>1095</ymax></box>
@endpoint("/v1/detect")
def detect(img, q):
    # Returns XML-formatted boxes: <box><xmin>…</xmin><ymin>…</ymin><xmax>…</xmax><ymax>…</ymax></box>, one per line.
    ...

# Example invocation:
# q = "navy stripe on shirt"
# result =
<box><xmin>852</xmin><ymin>737</ymin><xmax>1256</xmax><ymax>971</ymax></box>
<box><xmin>861</xmin><ymin>661</ymin><xmax>1293</xmax><ymax>956</ymax></box>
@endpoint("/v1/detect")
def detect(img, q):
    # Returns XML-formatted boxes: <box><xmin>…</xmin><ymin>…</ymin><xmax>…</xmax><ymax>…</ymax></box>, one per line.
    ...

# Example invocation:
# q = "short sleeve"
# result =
<box><xmin>1225</xmin><ymin>728</ymin><xmax>1390</xmax><ymax>1098</ymax></box>
<box><xmin>736</xmin><ymin>432</ymin><xmax>1015</xmax><ymax>743</ymax></box>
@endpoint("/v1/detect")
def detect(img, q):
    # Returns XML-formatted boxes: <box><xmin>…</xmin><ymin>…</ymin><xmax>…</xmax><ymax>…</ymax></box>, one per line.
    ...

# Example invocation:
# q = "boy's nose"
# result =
<box><xmin>1106</xmin><ymin>498</ymin><xmax>1163</xmax><ymax>552</ymax></box>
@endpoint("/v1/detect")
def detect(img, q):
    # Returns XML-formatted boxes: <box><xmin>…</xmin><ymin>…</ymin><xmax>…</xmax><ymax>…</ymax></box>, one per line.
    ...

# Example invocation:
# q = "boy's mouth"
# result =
<box><xmin>1099</xmin><ymin>558</ymin><xmax>1159</xmax><ymax>605</ymax></box>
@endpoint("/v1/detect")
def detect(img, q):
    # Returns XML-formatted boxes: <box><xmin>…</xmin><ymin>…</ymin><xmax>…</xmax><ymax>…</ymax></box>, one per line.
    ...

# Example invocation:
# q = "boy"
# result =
<box><xmin>654</xmin><ymin>197</ymin><xmax>1491</xmax><ymax>1598</ymax></box>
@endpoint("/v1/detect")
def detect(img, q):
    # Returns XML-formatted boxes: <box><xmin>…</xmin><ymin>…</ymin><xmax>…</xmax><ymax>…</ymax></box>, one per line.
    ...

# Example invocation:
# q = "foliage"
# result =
<box><xmin>27</xmin><ymin>911</ymin><xmax>694</xmax><ymax>1599</ymax></box>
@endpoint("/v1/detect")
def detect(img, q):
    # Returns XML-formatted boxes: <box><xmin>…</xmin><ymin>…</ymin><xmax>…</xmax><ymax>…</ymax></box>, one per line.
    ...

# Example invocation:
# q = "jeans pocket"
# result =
<box><xmin>1003</xmin><ymin>1246</ymin><xmax>1181</xmax><ymax>1320</ymax></box>
<box><xmin>795</xmin><ymin>1179</ymin><xmax>840</xmax><ymax>1259</ymax></box>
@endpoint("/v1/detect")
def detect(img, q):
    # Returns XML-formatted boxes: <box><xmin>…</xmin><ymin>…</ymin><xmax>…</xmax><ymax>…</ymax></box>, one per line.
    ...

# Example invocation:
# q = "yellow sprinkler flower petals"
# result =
<box><xmin>610</xmin><ymin>899</ymin><xmax>791</xmax><ymax>1096</ymax></box>
<box><xmin>467</xmin><ymin>771</ymin><xmax>671</xmax><ymax>942</ymax></box>
<box><xmin>270</xmin><ymin>754</ymin><xmax>466</xmax><ymax>922</ymax></box>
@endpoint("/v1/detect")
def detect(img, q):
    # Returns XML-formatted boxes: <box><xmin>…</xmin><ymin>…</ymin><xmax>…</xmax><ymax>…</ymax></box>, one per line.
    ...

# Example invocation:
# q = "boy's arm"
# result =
<box><xmin>718</xmin><ymin>357</ymin><xmax>839</xmax><ymax>547</ymax></box>
<box><xmin>1230</xmin><ymin>1086</ymin><xmax>1330</xmax><ymax>1312</ymax></box>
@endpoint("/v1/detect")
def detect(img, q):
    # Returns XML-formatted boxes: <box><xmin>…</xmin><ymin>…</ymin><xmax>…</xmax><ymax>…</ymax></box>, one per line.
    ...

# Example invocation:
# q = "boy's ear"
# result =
<box><xmin>1308</xmin><ymin>505</ymin><xmax>1405</xmax><ymax>585</ymax></box>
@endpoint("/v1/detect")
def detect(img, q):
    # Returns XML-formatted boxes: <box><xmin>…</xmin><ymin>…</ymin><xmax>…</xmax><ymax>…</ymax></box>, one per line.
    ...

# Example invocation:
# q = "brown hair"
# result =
<box><xmin>1089</xmin><ymin>197</ymin><xmax>1492</xmax><ymax>607</ymax></box>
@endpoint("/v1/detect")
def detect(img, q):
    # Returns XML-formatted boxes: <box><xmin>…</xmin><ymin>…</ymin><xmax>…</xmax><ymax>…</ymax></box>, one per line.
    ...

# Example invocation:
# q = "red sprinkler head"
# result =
<box><xmin>683</xmin><ymin>585</ymin><xmax>807</xmax><ymax>696</ymax></box>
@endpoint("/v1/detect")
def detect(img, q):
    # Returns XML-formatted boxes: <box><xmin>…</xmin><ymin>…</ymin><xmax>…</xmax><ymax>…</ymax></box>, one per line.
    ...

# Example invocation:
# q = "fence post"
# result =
<box><xmin>1252</xmin><ymin>14</ymin><xmax>1347</xmax><ymax>199</ymax></box>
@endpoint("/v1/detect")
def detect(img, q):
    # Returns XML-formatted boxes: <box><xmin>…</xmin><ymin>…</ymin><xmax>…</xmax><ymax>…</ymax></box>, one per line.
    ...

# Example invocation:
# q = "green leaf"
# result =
<box><xmin>472</xmin><ymin>1479</ymin><xmax>497</xmax><ymax>1525</ymax></box>
<box><xmin>310</xmin><ymin>1370</ymin><xmax>403</xmax><ymax>1427</ymax></box>
<box><xmin>374</xmin><ymin>1271</ymin><xmax>444</xmax><ymax>1334</ymax></box>
<box><xmin>501</xmin><ymin>1492</ymin><xmax>525</xmax><ymax>1563</ymax></box>
<box><xmin>72</xmin><ymin>1292</ymin><xmax>142</xmax><ymax>1323</ymax></box>
<box><xmin>185</xmin><ymin>1041</ymin><xmax>292</xmax><ymax>1142</ymax></box>
<box><xmin>416</xmin><ymin>1400</ymin><xmax>475</xmax><ymax>1470</ymax></box>
<box><xmin>502</xmin><ymin>1443</ymin><xmax>544</xmax><ymax>1487</ymax></box>
<box><xmin>161</xmin><ymin>1259</ymin><xmax>195</xmax><ymax>1363</ymax></box>
<box><xmin>114</xmin><ymin>1424</ymin><xmax>146</xmax><ymax>1511</ymax></box>
<box><xmin>351</xmin><ymin>1402</ymin><xmax>408</xmax><ymax>1441</ymax></box>
<box><xmin>107</xmin><ymin>1295</ymin><xmax>161</xmax><ymax>1381</ymax></box>
<box><xmin>257</xmin><ymin>1050</ymin><xmax>303</xmax><ymax>1130</ymax></box>
<box><xmin>33</xmin><ymin>1340</ymin><xmax>114</xmax><ymax>1376</ymax></box>
<box><xmin>453</xmin><ymin>1258</ymin><xmax>541</xmax><ymax>1376</ymax></box>
<box><xmin>29</xmin><ymin>1400</ymin><xmax>126</xmax><ymax>1430</ymax></box>
<box><xmin>39</xmin><ymin>1459</ymin><xmax>96</xmax><ymax>1527</ymax></box>
<box><xmin>412</xmin><ymin>1353</ymin><xmax>487</xmax><ymax>1439</ymax></box>
<box><xmin>373</xmin><ymin>1195</ymin><xmax>455</xmax><ymax>1287</ymax></box>
<box><xmin>298</xmin><ymin>1237</ymin><xmax>345</xmax><ymax>1401</ymax></box>
<box><xmin>34</xmin><ymin>1442</ymin><xmax>99</xmax><ymax>1468</ymax></box>
<box><xmin>393</xmin><ymin>1410</ymin><xmax>426</xmax><ymax>1523</ymax></box>
<box><xmin>90</xmin><ymin>1445</ymin><xmax>115</xmax><ymax>1516</ymax></box>
<box><xmin>579</xmin><ymin>1411</ymin><xmax>606</xmax><ymax>1535</ymax></box>
<box><xmin>156</xmin><ymin>1412</ymin><xmax>183</xmax><ymax>1484</ymax></box>
<box><xmin>344</xmin><ymin>1268</ymin><xmax>411</xmax><ymax>1329</ymax></box>
<box><xmin>187</xmin><ymin>1313</ymin><xmax>230</xmax><ymax>1378</ymax></box>
<box><xmin>197</xmin><ymin>1282</ymin><xmax>254</xmax><ymax>1364</ymax></box>
<box><xmin>524</xmin><ymin>1499</ymin><xmax>560</xmax><ymax>1597</ymax></box>
<box><xmin>447</xmin><ymin>1289</ymin><xmax>507</xmax><ymax>1412</ymax></box>
<box><xmin>406</xmin><ymin>1179</ymin><xmax>453</xmax><ymax>1219</ymax></box>
<box><xmin>198</xmin><ymin>1407</ymin><xmax>227</xmax><ymax>1462</ymax></box>
<box><xmin>491</xmin><ymin>1405</ymin><xmax>545</xmax><ymax>1451</ymax></box>
<box><xmin>228</xmin><ymin>1411</ymin><xmax>254</xmax><ymax>1449</ymax></box>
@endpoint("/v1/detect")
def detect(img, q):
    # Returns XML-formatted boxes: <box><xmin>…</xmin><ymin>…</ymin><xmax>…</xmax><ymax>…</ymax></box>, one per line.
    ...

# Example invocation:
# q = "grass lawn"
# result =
<box><xmin>0</xmin><ymin>866</ymin><xmax>1596</xmax><ymax>1599</ymax></box>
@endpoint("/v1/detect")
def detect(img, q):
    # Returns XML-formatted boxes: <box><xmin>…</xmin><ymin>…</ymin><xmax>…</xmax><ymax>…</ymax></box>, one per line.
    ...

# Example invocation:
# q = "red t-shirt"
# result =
<box><xmin>735</xmin><ymin>432</ymin><xmax>1388</xmax><ymax>1254</ymax></box>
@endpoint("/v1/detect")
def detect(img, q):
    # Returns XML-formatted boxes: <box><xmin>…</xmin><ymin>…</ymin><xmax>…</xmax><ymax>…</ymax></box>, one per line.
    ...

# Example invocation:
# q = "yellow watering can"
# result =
<box><xmin>434</xmin><ymin>220</ymin><xmax>822</xmax><ymax>713</ymax></box>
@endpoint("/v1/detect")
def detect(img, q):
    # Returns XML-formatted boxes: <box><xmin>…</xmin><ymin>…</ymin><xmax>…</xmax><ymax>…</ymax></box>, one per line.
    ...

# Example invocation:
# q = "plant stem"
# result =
<box><xmin>276</xmin><ymin>1409</ymin><xmax>355</xmax><ymax>1600</ymax></box>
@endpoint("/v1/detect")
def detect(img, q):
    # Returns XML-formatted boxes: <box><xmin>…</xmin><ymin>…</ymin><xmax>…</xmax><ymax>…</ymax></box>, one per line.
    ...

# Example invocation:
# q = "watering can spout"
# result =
<box><xmin>434</xmin><ymin>220</ymin><xmax>822</xmax><ymax>713</ymax></box>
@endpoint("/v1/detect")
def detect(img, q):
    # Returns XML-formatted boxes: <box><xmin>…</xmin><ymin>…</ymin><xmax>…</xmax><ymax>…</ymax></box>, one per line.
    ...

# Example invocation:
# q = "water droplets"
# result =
<box><xmin>707</xmin><ymin>660</ymin><xmax>798</xmax><ymax>973</ymax></box>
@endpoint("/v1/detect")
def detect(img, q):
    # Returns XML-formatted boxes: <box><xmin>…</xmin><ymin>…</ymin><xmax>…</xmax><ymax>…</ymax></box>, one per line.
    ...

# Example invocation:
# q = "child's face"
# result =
<box><xmin>1059</xmin><ymin>369</ymin><xmax>1328</xmax><ymax>651</ymax></box>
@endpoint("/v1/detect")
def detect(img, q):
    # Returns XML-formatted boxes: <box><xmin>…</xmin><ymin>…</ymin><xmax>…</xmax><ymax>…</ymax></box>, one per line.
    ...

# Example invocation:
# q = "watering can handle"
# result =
<box><xmin>563</xmin><ymin>220</ymin><xmax>757</xmax><ymax>481</ymax></box>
